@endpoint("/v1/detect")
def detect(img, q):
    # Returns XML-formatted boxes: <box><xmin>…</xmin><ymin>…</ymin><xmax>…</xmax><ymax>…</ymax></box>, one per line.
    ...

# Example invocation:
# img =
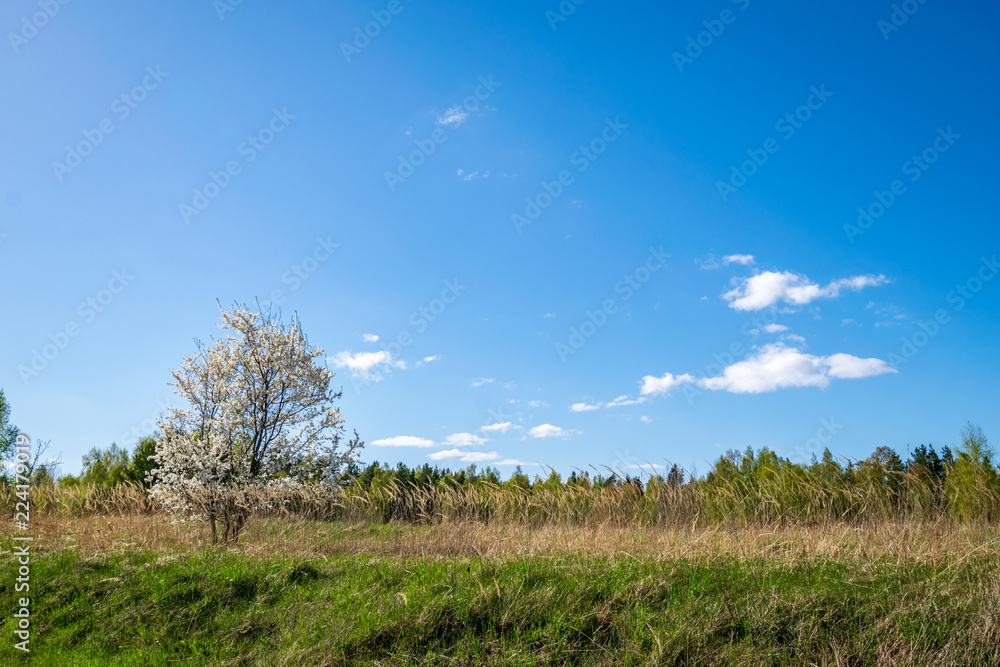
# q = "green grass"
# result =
<box><xmin>2</xmin><ymin>538</ymin><xmax>999</xmax><ymax>666</ymax></box>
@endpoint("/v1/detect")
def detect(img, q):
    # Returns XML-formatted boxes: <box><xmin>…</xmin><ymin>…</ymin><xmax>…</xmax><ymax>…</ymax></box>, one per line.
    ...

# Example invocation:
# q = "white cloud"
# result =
<box><xmin>824</xmin><ymin>353</ymin><xmax>896</xmax><ymax>379</ymax></box>
<box><xmin>544</xmin><ymin>312</ymin><xmax>555</xmax><ymax>318</ymax></box>
<box><xmin>428</xmin><ymin>449</ymin><xmax>499</xmax><ymax>463</ymax></box>
<box><xmin>415</xmin><ymin>355</ymin><xmax>441</xmax><ymax>367</ymax></box>
<box><xmin>570</xmin><ymin>402</ymin><xmax>601</xmax><ymax>412</ymax></box>
<box><xmin>510</xmin><ymin>398</ymin><xmax>548</xmax><ymax>407</ymax></box>
<box><xmin>526</xmin><ymin>424</ymin><xmax>575</xmax><ymax>439</ymax></box>
<box><xmin>698</xmin><ymin>253</ymin><xmax>755</xmax><ymax>270</ymax></box>
<box><xmin>639</xmin><ymin>344</ymin><xmax>896</xmax><ymax>396</ymax></box>
<box><xmin>639</xmin><ymin>373</ymin><xmax>696</xmax><ymax>396</ymax></box>
<box><xmin>494</xmin><ymin>458</ymin><xmax>537</xmax><ymax>467</ymax></box>
<box><xmin>481</xmin><ymin>422</ymin><xmax>520</xmax><ymax>434</ymax></box>
<box><xmin>640</xmin><ymin>416</ymin><xmax>653</xmax><ymax>424</ymax></box>
<box><xmin>696</xmin><ymin>255</ymin><xmax>720</xmax><ymax>271</ymax></box>
<box><xmin>457</xmin><ymin>169</ymin><xmax>489</xmax><ymax>181</ymax></box>
<box><xmin>697</xmin><ymin>343</ymin><xmax>896</xmax><ymax>394</ymax></box>
<box><xmin>723</xmin><ymin>271</ymin><xmax>889</xmax><ymax>311</ymax></box>
<box><xmin>437</xmin><ymin>106</ymin><xmax>469</xmax><ymax>127</ymax></box>
<box><xmin>330</xmin><ymin>350</ymin><xmax>406</xmax><ymax>380</ymax></box>
<box><xmin>606</xmin><ymin>395</ymin><xmax>647</xmax><ymax>407</ymax></box>
<box><xmin>471</xmin><ymin>378</ymin><xmax>495</xmax><ymax>388</ymax></box>
<box><xmin>765</xmin><ymin>324</ymin><xmax>788</xmax><ymax>333</ymax></box>
<box><xmin>625</xmin><ymin>463</ymin><xmax>666</xmax><ymax>471</ymax></box>
<box><xmin>443</xmin><ymin>432</ymin><xmax>488</xmax><ymax>448</ymax></box>
<box><xmin>371</xmin><ymin>436</ymin><xmax>435</xmax><ymax>448</ymax></box>
<box><xmin>723</xmin><ymin>254</ymin><xmax>756</xmax><ymax>266</ymax></box>
<box><xmin>362</xmin><ymin>333</ymin><xmax>379</xmax><ymax>343</ymax></box>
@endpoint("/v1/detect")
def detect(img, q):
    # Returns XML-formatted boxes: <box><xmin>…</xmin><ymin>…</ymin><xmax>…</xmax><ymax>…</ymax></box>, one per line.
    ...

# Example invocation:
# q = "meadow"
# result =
<box><xmin>3</xmin><ymin>446</ymin><xmax>1000</xmax><ymax>666</ymax></box>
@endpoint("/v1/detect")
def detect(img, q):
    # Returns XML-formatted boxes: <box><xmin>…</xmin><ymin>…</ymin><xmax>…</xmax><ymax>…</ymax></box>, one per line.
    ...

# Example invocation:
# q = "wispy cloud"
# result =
<box><xmin>494</xmin><ymin>458</ymin><xmax>537</xmax><ymax>467</ymax></box>
<box><xmin>330</xmin><ymin>350</ymin><xmax>406</xmax><ymax>380</ymax></box>
<box><xmin>697</xmin><ymin>253</ymin><xmax>756</xmax><ymax>270</ymax></box>
<box><xmin>428</xmin><ymin>449</ymin><xmax>498</xmax><ymax>463</ymax></box>
<box><xmin>570</xmin><ymin>402</ymin><xmax>601</xmax><ymax>412</ymax></box>
<box><xmin>606</xmin><ymin>395</ymin><xmax>647</xmax><ymax>408</ymax></box>
<box><xmin>443</xmin><ymin>432</ymin><xmax>488</xmax><ymax>448</ymax></box>
<box><xmin>625</xmin><ymin>463</ymin><xmax>666</xmax><ymax>471</ymax></box>
<box><xmin>481</xmin><ymin>422</ymin><xmax>521</xmax><ymax>434</ymax></box>
<box><xmin>457</xmin><ymin>169</ymin><xmax>489</xmax><ymax>181</ymax></box>
<box><xmin>371</xmin><ymin>435</ymin><xmax>435</xmax><ymax>448</ymax></box>
<box><xmin>437</xmin><ymin>106</ymin><xmax>469</xmax><ymax>127</ymax></box>
<box><xmin>723</xmin><ymin>254</ymin><xmax>755</xmax><ymax>266</ymax></box>
<box><xmin>415</xmin><ymin>355</ymin><xmax>441</xmax><ymax>367</ymax></box>
<box><xmin>525</xmin><ymin>424</ymin><xmax>576</xmax><ymax>439</ymax></box>
<box><xmin>362</xmin><ymin>333</ymin><xmax>379</xmax><ymax>342</ymax></box>
<box><xmin>471</xmin><ymin>378</ymin><xmax>495</xmax><ymax>388</ymax></box>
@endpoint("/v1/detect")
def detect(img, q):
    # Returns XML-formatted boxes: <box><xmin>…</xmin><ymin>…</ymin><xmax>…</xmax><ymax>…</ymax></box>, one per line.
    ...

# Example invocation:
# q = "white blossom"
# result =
<box><xmin>149</xmin><ymin>304</ymin><xmax>362</xmax><ymax>542</ymax></box>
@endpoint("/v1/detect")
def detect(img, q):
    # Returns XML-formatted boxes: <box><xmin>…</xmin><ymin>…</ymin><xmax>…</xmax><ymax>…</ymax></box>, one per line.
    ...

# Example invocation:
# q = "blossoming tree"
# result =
<box><xmin>149</xmin><ymin>304</ymin><xmax>362</xmax><ymax>543</ymax></box>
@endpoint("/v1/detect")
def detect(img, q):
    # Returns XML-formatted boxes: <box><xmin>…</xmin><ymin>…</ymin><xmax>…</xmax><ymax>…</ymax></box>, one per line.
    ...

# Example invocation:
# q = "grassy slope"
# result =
<box><xmin>2</xmin><ymin>535</ymin><xmax>999</xmax><ymax>666</ymax></box>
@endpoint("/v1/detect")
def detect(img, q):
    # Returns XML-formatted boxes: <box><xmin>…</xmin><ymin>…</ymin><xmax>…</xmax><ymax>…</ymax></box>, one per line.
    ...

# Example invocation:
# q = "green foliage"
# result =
<box><xmin>946</xmin><ymin>423</ymin><xmax>999</xmax><ymax>521</ymax></box>
<box><xmin>0</xmin><ymin>389</ymin><xmax>19</xmax><ymax>481</ymax></box>
<box><xmin>80</xmin><ymin>443</ymin><xmax>131</xmax><ymax>486</ymax></box>
<box><xmin>2</xmin><ymin>545</ymin><xmax>999</xmax><ymax>665</ymax></box>
<box><xmin>505</xmin><ymin>465</ymin><xmax>531</xmax><ymax>490</ymax></box>
<box><xmin>125</xmin><ymin>437</ymin><xmax>158</xmax><ymax>487</ymax></box>
<box><xmin>328</xmin><ymin>426</ymin><xmax>996</xmax><ymax>526</ymax></box>
<box><xmin>76</xmin><ymin>438</ymin><xmax>159</xmax><ymax>488</ymax></box>
<box><xmin>4</xmin><ymin>424</ymin><xmax>995</xmax><ymax>529</ymax></box>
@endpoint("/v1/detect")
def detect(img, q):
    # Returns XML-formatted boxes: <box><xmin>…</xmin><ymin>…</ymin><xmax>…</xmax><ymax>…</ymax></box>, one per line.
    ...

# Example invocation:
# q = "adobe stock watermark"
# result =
<box><xmin>18</xmin><ymin>269</ymin><xmax>135</xmax><ymax>384</ymax></box>
<box><xmin>545</xmin><ymin>0</ymin><xmax>588</xmax><ymax>31</ymax></box>
<box><xmin>384</xmin><ymin>75</ymin><xmax>501</xmax><ymax>192</ymax></box>
<box><xmin>118</xmin><ymin>397</ymin><xmax>170</xmax><ymax>444</ymax></box>
<box><xmin>258</xmin><ymin>236</ymin><xmax>340</xmax><ymax>310</ymax></box>
<box><xmin>12</xmin><ymin>432</ymin><xmax>34</xmax><ymax>653</ymax></box>
<box><xmin>179</xmin><ymin>107</ymin><xmax>295</xmax><ymax>223</ymax></box>
<box><xmin>340</xmin><ymin>0</ymin><xmax>415</xmax><ymax>63</ymax></box>
<box><xmin>886</xmin><ymin>255</ymin><xmax>998</xmax><ymax>369</ymax></box>
<box><xmin>511</xmin><ymin>116</ymin><xmax>628</xmax><ymax>233</ymax></box>
<box><xmin>789</xmin><ymin>417</ymin><xmax>844</xmax><ymax>464</ymax></box>
<box><xmin>673</xmin><ymin>0</ymin><xmax>752</xmax><ymax>73</ymax></box>
<box><xmin>213</xmin><ymin>0</ymin><xmax>247</xmax><ymax>21</ymax></box>
<box><xmin>52</xmin><ymin>66</ymin><xmax>170</xmax><ymax>182</ymax></box>
<box><xmin>349</xmin><ymin>278</ymin><xmax>468</xmax><ymax>395</ymax></box>
<box><xmin>556</xmin><ymin>246</ymin><xmax>670</xmax><ymax>362</ymax></box>
<box><xmin>7</xmin><ymin>0</ymin><xmax>73</xmax><ymax>55</ymax></box>
<box><xmin>877</xmin><ymin>0</ymin><xmax>931</xmax><ymax>41</ymax></box>
<box><xmin>716</xmin><ymin>85</ymin><xmax>833</xmax><ymax>202</ymax></box>
<box><xmin>843</xmin><ymin>126</ymin><xmax>959</xmax><ymax>243</ymax></box>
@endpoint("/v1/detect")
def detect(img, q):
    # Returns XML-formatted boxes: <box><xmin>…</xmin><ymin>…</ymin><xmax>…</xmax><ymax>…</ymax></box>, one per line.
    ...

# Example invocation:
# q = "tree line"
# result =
<box><xmin>3</xmin><ymin>306</ymin><xmax>997</xmax><ymax>540</ymax></box>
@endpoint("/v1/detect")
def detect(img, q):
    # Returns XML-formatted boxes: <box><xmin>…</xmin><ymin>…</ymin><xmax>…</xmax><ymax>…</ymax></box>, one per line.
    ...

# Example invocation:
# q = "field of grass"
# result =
<box><xmin>3</xmin><ymin>516</ymin><xmax>1000</xmax><ymax>665</ymax></box>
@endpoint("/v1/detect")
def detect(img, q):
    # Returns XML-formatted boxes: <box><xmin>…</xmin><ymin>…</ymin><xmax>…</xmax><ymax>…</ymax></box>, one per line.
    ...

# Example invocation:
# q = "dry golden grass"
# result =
<box><xmin>26</xmin><ymin>511</ymin><xmax>1000</xmax><ymax>567</ymax></box>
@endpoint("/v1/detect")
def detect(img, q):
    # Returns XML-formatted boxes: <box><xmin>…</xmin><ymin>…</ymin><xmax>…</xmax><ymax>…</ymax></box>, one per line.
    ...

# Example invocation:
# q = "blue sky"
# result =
<box><xmin>2</xmin><ymin>0</ymin><xmax>998</xmax><ymax>478</ymax></box>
